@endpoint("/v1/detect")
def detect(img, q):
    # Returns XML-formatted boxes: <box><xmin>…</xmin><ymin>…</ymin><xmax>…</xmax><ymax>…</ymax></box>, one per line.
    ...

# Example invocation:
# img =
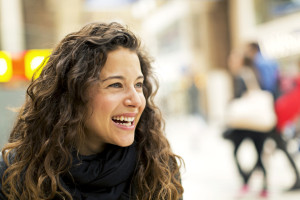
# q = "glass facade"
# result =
<box><xmin>254</xmin><ymin>0</ymin><xmax>300</xmax><ymax>23</ymax></box>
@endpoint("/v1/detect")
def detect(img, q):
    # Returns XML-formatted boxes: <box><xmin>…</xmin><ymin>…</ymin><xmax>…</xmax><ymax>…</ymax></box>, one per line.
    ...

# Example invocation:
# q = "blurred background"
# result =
<box><xmin>1</xmin><ymin>0</ymin><xmax>300</xmax><ymax>199</ymax></box>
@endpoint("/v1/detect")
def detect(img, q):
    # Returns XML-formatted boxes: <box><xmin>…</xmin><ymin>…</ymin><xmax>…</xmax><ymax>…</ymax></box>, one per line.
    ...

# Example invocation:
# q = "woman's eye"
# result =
<box><xmin>135</xmin><ymin>82</ymin><xmax>143</xmax><ymax>88</ymax></box>
<box><xmin>109</xmin><ymin>83</ymin><xmax>122</xmax><ymax>88</ymax></box>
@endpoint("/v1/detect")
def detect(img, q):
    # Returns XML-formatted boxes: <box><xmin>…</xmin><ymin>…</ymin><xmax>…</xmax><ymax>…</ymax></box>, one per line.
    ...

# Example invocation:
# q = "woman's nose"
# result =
<box><xmin>124</xmin><ymin>87</ymin><xmax>143</xmax><ymax>107</ymax></box>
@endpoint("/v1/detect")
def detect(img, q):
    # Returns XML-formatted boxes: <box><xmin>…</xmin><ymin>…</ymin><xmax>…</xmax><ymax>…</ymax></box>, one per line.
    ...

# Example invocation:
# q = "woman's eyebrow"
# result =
<box><xmin>101</xmin><ymin>75</ymin><xmax>144</xmax><ymax>82</ymax></box>
<box><xmin>137</xmin><ymin>75</ymin><xmax>144</xmax><ymax>80</ymax></box>
<box><xmin>101</xmin><ymin>76</ymin><xmax>124</xmax><ymax>82</ymax></box>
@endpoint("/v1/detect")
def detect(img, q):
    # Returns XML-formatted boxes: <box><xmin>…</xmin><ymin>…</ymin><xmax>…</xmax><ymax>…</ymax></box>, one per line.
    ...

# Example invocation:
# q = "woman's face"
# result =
<box><xmin>83</xmin><ymin>47</ymin><xmax>146</xmax><ymax>155</ymax></box>
<box><xmin>228</xmin><ymin>51</ymin><xmax>243</xmax><ymax>75</ymax></box>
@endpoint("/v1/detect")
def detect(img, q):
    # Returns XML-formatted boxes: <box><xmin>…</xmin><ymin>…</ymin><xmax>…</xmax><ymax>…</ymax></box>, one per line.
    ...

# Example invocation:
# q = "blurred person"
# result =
<box><xmin>276</xmin><ymin>58</ymin><xmax>300</xmax><ymax>154</ymax></box>
<box><xmin>244</xmin><ymin>42</ymin><xmax>280</xmax><ymax>99</ymax></box>
<box><xmin>0</xmin><ymin>22</ymin><xmax>184</xmax><ymax>200</ymax></box>
<box><xmin>187</xmin><ymin>75</ymin><xmax>201</xmax><ymax>116</ymax></box>
<box><xmin>270</xmin><ymin>57</ymin><xmax>300</xmax><ymax>191</ymax></box>
<box><xmin>224</xmin><ymin>50</ymin><xmax>300</xmax><ymax>197</ymax></box>
<box><xmin>295</xmin><ymin>59</ymin><xmax>300</xmax><ymax>149</ymax></box>
<box><xmin>223</xmin><ymin>50</ymin><xmax>270</xmax><ymax>198</ymax></box>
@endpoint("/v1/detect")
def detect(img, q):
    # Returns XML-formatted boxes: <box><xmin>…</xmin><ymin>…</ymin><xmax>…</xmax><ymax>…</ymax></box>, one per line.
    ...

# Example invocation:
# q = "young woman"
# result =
<box><xmin>0</xmin><ymin>22</ymin><xmax>184</xmax><ymax>200</ymax></box>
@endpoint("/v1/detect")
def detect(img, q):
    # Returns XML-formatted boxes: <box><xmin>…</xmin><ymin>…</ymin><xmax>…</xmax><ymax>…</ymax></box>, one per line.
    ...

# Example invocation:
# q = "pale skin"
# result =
<box><xmin>228</xmin><ymin>50</ymin><xmax>244</xmax><ymax>76</ymax></box>
<box><xmin>80</xmin><ymin>47</ymin><xmax>146</xmax><ymax>155</ymax></box>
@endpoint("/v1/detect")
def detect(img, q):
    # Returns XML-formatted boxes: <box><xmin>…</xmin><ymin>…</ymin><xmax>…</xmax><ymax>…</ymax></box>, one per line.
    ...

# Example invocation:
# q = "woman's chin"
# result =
<box><xmin>115</xmin><ymin>136</ymin><xmax>135</xmax><ymax>147</ymax></box>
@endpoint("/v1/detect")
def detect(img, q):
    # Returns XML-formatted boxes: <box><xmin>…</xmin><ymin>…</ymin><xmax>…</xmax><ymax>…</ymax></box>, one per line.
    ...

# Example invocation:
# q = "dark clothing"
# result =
<box><xmin>232</xmin><ymin>75</ymin><xmax>247</xmax><ymax>98</ymax></box>
<box><xmin>61</xmin><ymin>143</ymin><xmax>137</xmax><ymax>200</ymax></box>
<box><xmin>0</xmin><ymin>143</ymin><xmax>137</xmax><ymax>200</ymax></box>
<box><xmin>224</xmin><ymin>125</ymin><xmax>300</xmax><ymax>190</ymax></box>
<box><xmin>0</xmin><ymin>153</ymin><xmax>6</xmax><ymax>199</ymax></box>
<box><xmin>223</xmin><ymin>129</ymin><xmax>270</xmax><ymax>188</ymax></box>
<box><xmin>0</xmin><ymin>144</ymin><xmax>183</xmax><ymax>199</ymax></box>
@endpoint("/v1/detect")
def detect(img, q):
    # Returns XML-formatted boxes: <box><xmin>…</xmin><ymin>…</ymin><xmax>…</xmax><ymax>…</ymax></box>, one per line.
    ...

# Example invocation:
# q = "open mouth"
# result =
<box><xmin>112</xmin><ymin>116</ymin><xmax>135</xmax><ymax>127</ymax></box>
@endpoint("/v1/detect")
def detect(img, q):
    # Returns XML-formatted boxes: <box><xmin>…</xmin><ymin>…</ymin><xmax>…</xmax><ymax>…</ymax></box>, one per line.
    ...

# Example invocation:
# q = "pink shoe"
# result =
<box><xmin>240</xmin><ymin>184</ymin><xmax>249</xmax><ymax>195</ymax></box>
<box><xmin>236</xmin><ymin>184</ymin><xmax>249</xmax><ymax>198</ymax></box>
<box><xmin>259</xmin><ymin>189</ymin><xmax>268</xmax><ymax>198</ymax></box>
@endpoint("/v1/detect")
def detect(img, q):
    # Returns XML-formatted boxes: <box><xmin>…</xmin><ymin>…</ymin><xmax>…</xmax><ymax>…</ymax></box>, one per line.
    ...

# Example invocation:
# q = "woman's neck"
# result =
<box><xmin>77</xmin><ymin>139</ymin><xmax>107</xmax><ymax>156</ymax></box>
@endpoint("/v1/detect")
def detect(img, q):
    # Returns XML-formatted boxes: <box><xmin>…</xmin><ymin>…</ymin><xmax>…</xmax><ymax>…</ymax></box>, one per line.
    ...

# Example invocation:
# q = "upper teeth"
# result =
<box><xmin>112</xmin><ymin>116</ymin><xmax>135</xmax><ymax>122</ymax></box>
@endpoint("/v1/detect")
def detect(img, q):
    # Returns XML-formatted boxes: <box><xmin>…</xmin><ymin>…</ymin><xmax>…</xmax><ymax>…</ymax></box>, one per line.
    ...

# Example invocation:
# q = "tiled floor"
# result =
<box><xmin>165</xmin><ymin>115</ymin><xmax>300</xmax><ymax>200</ymax></box>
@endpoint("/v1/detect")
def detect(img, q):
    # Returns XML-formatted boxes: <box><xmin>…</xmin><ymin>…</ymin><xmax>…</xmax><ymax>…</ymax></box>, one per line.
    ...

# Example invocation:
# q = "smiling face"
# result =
<box><xmin>82</xmin><ymin>47</ymin><xmax>146</xmax><ymax>155</ymax></box>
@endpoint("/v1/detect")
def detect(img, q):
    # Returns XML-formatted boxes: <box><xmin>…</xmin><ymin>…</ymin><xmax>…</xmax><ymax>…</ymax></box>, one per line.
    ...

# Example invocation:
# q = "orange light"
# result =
<box><xmin>11</xmin><ymin>51</ymin><xmax>26</xmax><ymax>80</ymax></box>
<box><xmin>0</xmin><ymin>51</ymin><xmax>13</xmax><ymax>82</ymax></box>
<box><xmin>24</xmin><ymin>49</ymin><xmax>51</xmax><ymax>80</ymax></box>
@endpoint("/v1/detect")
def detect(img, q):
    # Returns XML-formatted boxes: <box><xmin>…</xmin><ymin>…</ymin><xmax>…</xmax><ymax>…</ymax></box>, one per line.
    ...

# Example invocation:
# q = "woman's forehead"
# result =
<box><xmin>100</xmin><ymin>48</ymin><xmax>141</xmax><ymax>76</ymax></box>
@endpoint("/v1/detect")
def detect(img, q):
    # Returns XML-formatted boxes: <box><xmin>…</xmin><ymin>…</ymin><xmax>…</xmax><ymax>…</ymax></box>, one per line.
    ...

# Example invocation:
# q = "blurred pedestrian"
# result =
<box><xmin>187</xmin><ymin>75</ymin><xmax>201</xmax><ymax>116</ymax></box>
<box><xmin>244</xmin><ymin>42</ymin><xmax>280</xmax><ymax>99</ymax></box>
<box><xmin>224</xmin><ymin>47</ymin><xmax>300</xmax><ymax>197</ymax></box>
<box><xmin>275</xmin><ymin>58</ymin><xmax>300</xmax><ymax>157</ymax></box>
<box><xmin>223</xmin><ymin>49</ymin><xmax>270</xmax><ymax>198</ymax></box>
<box><xmin>0</xmin><ymin>22</ymin><xmax>184</xmax><ymax>200</ymax></box>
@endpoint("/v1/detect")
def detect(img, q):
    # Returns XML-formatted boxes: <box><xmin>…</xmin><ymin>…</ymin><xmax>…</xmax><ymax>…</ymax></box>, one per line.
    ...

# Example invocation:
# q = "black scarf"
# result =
<box><xmin>61</xmin><ymin>143</ymin><xmax>137</xmax><ymax>200</ymax></box>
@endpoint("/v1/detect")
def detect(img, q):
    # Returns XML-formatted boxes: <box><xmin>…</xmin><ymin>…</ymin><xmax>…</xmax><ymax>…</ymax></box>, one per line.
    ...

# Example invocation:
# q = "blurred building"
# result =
<box><xmin>1</xmin><ymin>0</ymin><xmax>232</xmax><ymax>121</ymax></box>
<box><xmin>136</xmin><ymin>0</ymin><xmax>231</xmax><ymax>122</ymax></box>
<box><xmin>0</xmin><ymin>0</ymin><xmax>25</xmax><ymax>51</ymax></box>
<box><xmin>230</xmin><ymin>0</ymin><xmax>300</xmax><ymax>73</ymax></box>
<box><xmin>1</xmin><ymin>0</ymin><xmax>300</xmax><ymax>126</ymax></box>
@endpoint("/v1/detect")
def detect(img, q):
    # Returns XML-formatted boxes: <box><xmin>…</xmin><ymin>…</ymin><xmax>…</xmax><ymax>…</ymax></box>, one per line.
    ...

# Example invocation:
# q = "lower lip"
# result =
<box><xmin>112</xmin><ymin>120</ymin><xmax>136</xmax><ymax>130</ymax></box>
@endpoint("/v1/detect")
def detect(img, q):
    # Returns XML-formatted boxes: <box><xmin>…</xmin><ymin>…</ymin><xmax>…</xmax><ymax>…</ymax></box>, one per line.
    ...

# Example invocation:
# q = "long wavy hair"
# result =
<box><xmin>1</xmin><ymin>22</ymin><xmax>184</xmax><ymax>199</ymax></box>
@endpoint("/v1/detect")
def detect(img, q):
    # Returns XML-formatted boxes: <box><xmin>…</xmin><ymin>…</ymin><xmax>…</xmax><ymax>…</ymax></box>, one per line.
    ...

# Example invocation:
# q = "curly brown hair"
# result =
<box><xmin>1</xmin><ymin>22</ymin><xmax>184</xmax><ymax>199</ymax></box>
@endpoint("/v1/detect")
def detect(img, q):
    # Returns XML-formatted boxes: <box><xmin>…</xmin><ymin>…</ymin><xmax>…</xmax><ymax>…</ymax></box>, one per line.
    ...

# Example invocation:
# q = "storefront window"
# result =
<box><xmin>254</xmin><ymin>0</ymin><xmax>300</xmax><ymax>24</ymax></box>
